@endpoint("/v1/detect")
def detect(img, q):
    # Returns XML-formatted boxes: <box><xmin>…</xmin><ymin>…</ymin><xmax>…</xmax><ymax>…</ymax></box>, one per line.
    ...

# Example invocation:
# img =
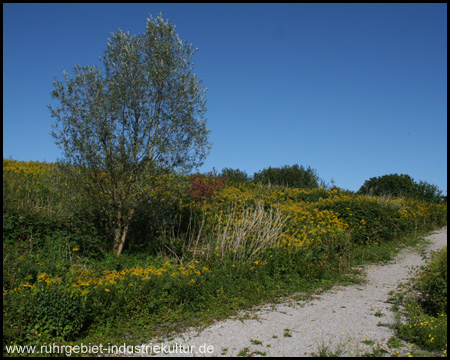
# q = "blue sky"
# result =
<box><xmin>3</xmin><ymin>3</ymin><xmax>447</xmax><ymax>193</ymax></box>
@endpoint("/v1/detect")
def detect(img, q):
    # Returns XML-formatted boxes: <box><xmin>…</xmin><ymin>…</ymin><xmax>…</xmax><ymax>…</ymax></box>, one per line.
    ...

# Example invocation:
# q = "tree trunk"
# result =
<box><xmin>113</xmin><ymin>207</ymin><xmax>135</xmax><ymax>256</ymax></box>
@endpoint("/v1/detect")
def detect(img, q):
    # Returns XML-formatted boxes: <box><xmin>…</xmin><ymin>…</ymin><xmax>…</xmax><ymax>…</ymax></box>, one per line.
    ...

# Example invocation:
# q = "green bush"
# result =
<box><xmin>253</xmin><ymin>164</ymin><xmax>321</xmax><ymax>189</ymax></box>
<box><xmin>34</xmin><ymin>284</ymin><xmax>91</xmax><ymax>340</ymax></box>
<box><xmin>358</xmin><ymin>174</ymin><xmax>443</xmax><ymax>203</ymax></box>
<box><xmin>220</xmin><ymin>168</ymin><xmax>251</xmax><ymax>184</ymax></box>
<box><xmin>415</xmin><ymin>180</ymin><xmax>445</xmax><ymax>204</ymax></box>
<box><xmin>317</xmin><ymin>196</ymin><xmax>403</xmax><ymax>244</ymax></box>
<box><xmin>3</xmin><ymin>284</ymin><xmax>91</xmax><ymax>345</ymax></box>
<box><xmin>415</xmin><ymin>246</ymin><xmax>447</xmax><ymax>316</ymax></box>
<box><xmin>396</xmin><ymin>246</ymin><xmax>447</xmax><ymax>353</ymax></box>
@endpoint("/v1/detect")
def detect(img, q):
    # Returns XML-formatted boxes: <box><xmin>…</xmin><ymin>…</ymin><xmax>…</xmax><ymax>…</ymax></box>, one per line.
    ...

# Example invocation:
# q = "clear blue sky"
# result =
<box><xmin>3</xmin><ymin>3</ymin><xmax>447</xmax><ymax>193</ymax></box>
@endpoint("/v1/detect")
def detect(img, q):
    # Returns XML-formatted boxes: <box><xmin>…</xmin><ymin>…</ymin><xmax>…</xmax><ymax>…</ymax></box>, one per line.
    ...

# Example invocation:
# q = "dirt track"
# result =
<box><xmin>113</xmin><ymin>227</ymin><xmax>447</xmax><ymax>357</ymax></box>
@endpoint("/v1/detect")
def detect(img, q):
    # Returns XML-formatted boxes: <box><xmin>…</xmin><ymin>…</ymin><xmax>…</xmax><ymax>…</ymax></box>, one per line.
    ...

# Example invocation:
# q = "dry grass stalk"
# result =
<box><xmin>214</xmin><ymin>200</ymin><xmax>289</xmax><ymax>262</ymax></box>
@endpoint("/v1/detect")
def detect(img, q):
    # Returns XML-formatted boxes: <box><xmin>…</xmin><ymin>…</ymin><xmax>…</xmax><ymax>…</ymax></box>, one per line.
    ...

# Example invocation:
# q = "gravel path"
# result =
<box><xmin>116</xmin><ymin>227</ymin><xmax>447</xmax><ymax>357</ymax></box>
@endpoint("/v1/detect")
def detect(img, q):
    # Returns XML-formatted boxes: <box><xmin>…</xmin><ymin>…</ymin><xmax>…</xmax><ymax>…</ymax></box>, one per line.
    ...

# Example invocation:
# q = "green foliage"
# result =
<box><xmin>4</xmin><ymin>285</ymin><xmax>91</xmax><ymax>346</ymax></box>
<box><xmin>126</xmin><ymin>172</ymin><xmax>191</xmax><ymax>255</ymax></box>
<box><xmin>317</xmin><ymin>196</ymin><xmax>404</xmax><ymax>244</ymax></box>
<box><xmin>220</xmin><ymin>167</ymin><xmax>251</xmax><ymax>184</ymax></box>
<box><xmin>415</xmin><ymin>246</ymin><xmax>447</xmax><ymax>317</ymax></box>
<box><xmin>415</xmin><ymin>180</ymin><xmax>445</xmax><ymax>204</ymax></box>
<box><xmin>395</xmin><ymin>247</ymin><xmax>447</xmax><ymax>353</ymax></box>
<box><xmin>358</xmin><ymin>174</ymin><xmax>443</xmax><ymax>203</ymax></box>
<box><xmin>34</xmin><ymin>284</ymin><xmax>91</xmax><ymax>340</ymax></box>
<box><xmin>253</xmin><ymin>164</ymin><xmax>321</xmax><ymax>189</ymax></box>
<box><xmin>358</xmin><ymin>173</ymin><xmax>415</xmax><ymax>197</ymax></box>
<box><xmin>48</xmin><ymin>13</ymin><xmax>211</xmax><ymax>255</ymax></box>
<box><xmin>398</xmin><ymin>310</ymin><xmax>447</xmax><ymax>352</ymax></box>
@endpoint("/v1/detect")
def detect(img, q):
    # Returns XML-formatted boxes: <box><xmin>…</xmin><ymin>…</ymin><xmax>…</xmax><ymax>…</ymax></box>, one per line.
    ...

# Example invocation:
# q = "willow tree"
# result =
<box><xmin>49</xmin><ymin>14</ymin><xmax>211</xmax><ymax>256</ymax></box>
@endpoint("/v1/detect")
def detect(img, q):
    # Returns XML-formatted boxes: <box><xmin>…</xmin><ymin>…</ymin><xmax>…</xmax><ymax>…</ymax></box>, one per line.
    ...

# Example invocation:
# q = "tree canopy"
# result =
<box><xmin>220</xmin><ymin>167</ymin><xmax>250</xmax><ymax>184</ymax></box>
<box><xmin>48</xmin><ymin>13</ymin><xmax>211</xmax><ymax>255</ymax></box>
<box><xmin>358</xmin><ymin>173</ymin><xmax>443</xmax><ymax>203</ymax></box>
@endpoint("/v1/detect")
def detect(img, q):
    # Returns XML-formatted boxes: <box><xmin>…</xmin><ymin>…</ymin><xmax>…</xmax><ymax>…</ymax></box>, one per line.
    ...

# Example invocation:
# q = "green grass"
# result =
<box><xmin>250</xmin><ymin>339</ymin><xmax>263</xmax><ymax>345</ymax></box>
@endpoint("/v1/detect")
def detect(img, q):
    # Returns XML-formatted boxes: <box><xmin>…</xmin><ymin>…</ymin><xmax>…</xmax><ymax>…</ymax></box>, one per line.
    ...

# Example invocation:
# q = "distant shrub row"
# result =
<box><xmin>219</xmin><ymin>165</ymin><xmax>445</xmax><ymax>204</ymax></box>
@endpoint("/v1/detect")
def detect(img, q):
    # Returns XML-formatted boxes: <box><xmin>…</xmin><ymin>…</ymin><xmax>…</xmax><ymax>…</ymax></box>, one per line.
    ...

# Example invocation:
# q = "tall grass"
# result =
<box><xmin>211</xmin><ymin>200</ymin><xmax>288</xmax><ymax>261</ymax></box>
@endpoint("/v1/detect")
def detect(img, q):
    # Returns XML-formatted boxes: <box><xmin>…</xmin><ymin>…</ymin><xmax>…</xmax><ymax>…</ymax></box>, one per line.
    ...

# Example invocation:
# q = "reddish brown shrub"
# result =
<box><xmin>188</xmin><ymin>168</ymin><xmax>228</xmax><ymax>203</ymax></box>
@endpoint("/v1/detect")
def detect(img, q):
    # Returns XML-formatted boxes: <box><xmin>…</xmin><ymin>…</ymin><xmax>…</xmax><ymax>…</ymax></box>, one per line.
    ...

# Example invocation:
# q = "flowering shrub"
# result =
<box><xmin>396</xmin><ymin>247</ymin><xmax>447</xmax><ymax>353</ymax></box>
<box><xmin>415</xmin><ymin>246</ymin><xmax>447</xmax><ymax>317</ymax></box>
<box><xmin>2</xmin><ymin>159</ymin><xmax>447</xmax><ymax>350</ymax></box>
<box><xmin>3</xmin><ymin>159</ymin><xmax>57</xmax><ymax>214</ymax></box>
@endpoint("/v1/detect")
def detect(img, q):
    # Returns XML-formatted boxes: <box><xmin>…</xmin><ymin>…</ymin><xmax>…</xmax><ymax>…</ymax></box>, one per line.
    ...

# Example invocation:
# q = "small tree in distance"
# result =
<box><xmin>49</xmin><ymin>14</ymin><xmax>211</xmax><ymax>256</ymax></box>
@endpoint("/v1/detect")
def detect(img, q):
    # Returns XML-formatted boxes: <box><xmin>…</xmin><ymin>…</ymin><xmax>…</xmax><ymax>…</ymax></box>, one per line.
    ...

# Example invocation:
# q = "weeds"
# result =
<box><xmin>391</xmin><ymin>246</ymin><xmax>447</xmax><ymax>356</ymax></box>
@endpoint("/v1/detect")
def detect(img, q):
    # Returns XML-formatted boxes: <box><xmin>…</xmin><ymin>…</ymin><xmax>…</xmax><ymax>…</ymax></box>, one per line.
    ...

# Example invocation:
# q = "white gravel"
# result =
<box><xmin>113</xmin><ymin>227</ymin><xmax>447</xmax><ymax>357</ymax></box>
